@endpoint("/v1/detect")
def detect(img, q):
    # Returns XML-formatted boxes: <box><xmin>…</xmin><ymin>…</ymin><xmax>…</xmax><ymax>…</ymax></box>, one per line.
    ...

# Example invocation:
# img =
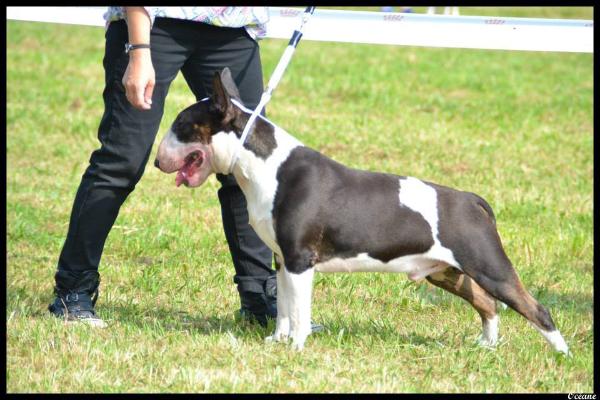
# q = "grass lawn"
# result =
<box><xmin>6</xmin><ymin>7</ymin><xmax>593</xmax><ymax>393</ymax></box>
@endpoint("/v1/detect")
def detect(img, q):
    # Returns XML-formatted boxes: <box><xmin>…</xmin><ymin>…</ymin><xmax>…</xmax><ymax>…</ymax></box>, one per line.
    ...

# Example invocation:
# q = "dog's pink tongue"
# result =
<box><xmin>175</xmin><ymin>153</ymin><xmax>202</xmax><ymax>187</ymax></box>
<box><xmin>176</xmin><ymin>169</ymin><xmax>188</xmax><ymax>187</ymax></box>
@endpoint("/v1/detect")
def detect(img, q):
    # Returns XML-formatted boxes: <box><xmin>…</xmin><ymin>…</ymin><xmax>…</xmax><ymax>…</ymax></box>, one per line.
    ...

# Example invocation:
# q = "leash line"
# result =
<box><xmin>227</xmin><ymin>6</ymin><xmax>316</xmax><ymax>174</ymax></box>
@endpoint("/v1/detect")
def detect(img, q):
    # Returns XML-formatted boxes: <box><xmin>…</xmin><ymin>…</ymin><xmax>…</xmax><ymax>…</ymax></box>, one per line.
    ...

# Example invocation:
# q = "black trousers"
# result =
<box><xmin>56</xmin><ymin>18</ymin><xmax>274</xmax><ymax>300</ymax></box>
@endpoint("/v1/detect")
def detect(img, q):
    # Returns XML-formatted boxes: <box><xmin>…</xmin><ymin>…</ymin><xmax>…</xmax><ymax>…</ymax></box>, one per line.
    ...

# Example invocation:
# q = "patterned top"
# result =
<box><xmin>103</xmin><ymin>7</ymin><xmax>269</xmax><ymax>40</ymax></box>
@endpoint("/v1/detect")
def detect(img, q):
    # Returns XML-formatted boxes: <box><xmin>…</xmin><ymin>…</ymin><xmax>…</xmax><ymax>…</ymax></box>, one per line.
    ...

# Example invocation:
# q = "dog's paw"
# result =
<box><xmin>476</xmin><ymin>334</ymin><xmax>498</xmax><ymax>348</ymax></box>
<box><xmin>558</xmin><ymin>347</ymin><xmax>572</xmax><ymax>357</ymax></box>
<box><xmin>290</xmin><ymin>331</ymin><xmax>310</xmax><ymax>351</ymax></box>
<box><xmin>291</xmin><ymin>340</ymin><xmax>305</xmax><ymax>351</ymax></box>
<box><xmin>265</xmin><ymin>332</ymin><xmax>289</xmax><ymax>344</ymax></box>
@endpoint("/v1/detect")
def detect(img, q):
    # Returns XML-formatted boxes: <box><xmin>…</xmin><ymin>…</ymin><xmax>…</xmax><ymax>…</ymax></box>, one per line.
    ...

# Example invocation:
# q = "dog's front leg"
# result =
<box><xmin>266</xmin><ymin>265</ymin><xmax>290</xmax><ymax>343</ymax></box>
<box><xmin>285</xmin><ymin>266</ymin><xmax>315</xmax><ymax>351</ymax></box>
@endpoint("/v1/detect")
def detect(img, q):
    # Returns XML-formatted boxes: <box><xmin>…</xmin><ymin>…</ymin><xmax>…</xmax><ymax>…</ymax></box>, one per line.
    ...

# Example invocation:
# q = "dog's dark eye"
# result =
<box><xmin>171</xmin><ymin>120</ymin><xmax>191</xmax><ymax>141</ymax></box>
<box><xmin>181</xmin><ymin>125</ymin><xmax>197</xmax><ymax>142</ymax></box>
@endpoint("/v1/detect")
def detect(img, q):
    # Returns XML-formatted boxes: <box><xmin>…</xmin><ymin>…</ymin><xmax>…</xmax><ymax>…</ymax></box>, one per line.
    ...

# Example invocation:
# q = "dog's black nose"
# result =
<box><xmin>154</xmin><ymin>158</ymin><xmax>160</xmax><ymax>169</ymax></box>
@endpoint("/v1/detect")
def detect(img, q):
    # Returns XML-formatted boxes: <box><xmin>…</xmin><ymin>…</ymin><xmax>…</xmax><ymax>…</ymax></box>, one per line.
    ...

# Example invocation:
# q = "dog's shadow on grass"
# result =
<box><xmin>314</xmin><ymin>318</ymin><xmax>445</xmax><ymax>348</ymax></box>
<box><xmin>91</xmin><ymin>284</ymin><xmax>593</xmax><ymax>347</ymax></box>
<box><xmin>104</xmin><ymin>304</ymin><xmax>268</xmax><ymax>337</ymax></box>
<box><xmin>103</xmin><ymin>303</ymin><xmax>441</xmax><ymax>347</ymax></box>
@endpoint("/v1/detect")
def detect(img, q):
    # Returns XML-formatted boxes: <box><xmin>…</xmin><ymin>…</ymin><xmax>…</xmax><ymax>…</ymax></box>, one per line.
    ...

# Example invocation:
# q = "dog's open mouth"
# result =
<box><xmin>176</xmin><ymin>150</ymin><xmax>204</xmax><ymax>187</ymax></box>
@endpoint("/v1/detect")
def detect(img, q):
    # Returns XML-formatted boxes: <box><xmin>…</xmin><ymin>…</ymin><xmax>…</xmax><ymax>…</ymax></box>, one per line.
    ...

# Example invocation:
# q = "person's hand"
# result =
<box><xmin>122</xmin><ymin>49</ymin><xmax>155</xmax><ymax>110</ymax></box>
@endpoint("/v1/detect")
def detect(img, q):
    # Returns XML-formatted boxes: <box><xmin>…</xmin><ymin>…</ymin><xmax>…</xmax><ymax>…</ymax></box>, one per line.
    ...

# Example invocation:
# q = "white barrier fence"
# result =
<box><xmin>7</xmin><ymin>6</ymin><xmax>593</xmax><ymax>53</ymax></box>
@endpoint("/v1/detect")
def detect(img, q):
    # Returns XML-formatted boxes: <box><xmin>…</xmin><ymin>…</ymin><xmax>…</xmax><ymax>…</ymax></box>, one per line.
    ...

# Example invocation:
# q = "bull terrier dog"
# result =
<box><xmin>155</xmin><ymin>68</ymin><xmax>570</xmax><ymax>354</ymax></box>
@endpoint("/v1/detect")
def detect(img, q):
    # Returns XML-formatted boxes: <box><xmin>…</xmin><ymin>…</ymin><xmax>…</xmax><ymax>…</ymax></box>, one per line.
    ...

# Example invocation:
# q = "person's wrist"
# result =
<box><xmin>128</xmin><ymin>48</ymin><xmax>151</xmax><ymax>62</ymax></box>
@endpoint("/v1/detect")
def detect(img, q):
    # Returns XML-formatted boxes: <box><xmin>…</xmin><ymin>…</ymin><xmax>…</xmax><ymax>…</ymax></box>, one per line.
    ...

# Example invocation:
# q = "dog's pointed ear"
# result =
<box><xmin>220</xmin><ymin>67</ymin><xmax>242</xmax><ymax>101</ymax></box>
<box><xmin>210</xmin><ymin>68</ymin><xmax>239</xmax><ymax>125</ymax></box>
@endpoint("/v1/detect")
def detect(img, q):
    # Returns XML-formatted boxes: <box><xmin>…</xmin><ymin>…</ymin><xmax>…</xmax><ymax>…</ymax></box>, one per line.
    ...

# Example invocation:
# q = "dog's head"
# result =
<box><xmin>155</xmin><ymin>67</ymin><xmax>244</xmax><ymax>187</ymax></box>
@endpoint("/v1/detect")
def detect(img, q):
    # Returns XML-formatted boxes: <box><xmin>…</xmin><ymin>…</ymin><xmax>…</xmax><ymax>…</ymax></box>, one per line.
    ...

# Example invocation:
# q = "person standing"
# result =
<box><xmin>48</xmin><ymin>7</ymin><xmax>279</xmax><ymax>327</ymax></box>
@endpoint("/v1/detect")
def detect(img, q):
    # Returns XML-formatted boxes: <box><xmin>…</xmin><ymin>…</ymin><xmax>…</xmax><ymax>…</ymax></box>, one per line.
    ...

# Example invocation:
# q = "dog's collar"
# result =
<box><xmin>198</xmin><ymin>97</ymin><xmax>274</xmax><ymax>175</ymax></box>
<box><xmin>230</xmin><ymin>98</ymin><xmax>273</xmax><ymax>127</ymax></box>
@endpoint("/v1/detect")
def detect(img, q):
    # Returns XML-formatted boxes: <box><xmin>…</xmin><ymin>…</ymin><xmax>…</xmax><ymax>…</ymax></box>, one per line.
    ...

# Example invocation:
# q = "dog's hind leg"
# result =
<box><xmin>439</xmin><ymin>192</ymin><xmax>569</xmax><ymax>354</ymax></box>
<box><xmin>283</xmin><ymin>266</ymin><xmax>315</xmax><ymax>351</ymax></box>
<box><xmin>466</xmin><ymin>261</ymin><xmax>569</xmax><ymax>355</ymax></box>
<box><xmin>455</xmin><ymin>233</ymin><xmax>570</xmax><ymax>355</ymax></box>
<box><xmin>426</xmin><ymin>267</ymin><xmax>499</xmax><ymax>347</ymax></box>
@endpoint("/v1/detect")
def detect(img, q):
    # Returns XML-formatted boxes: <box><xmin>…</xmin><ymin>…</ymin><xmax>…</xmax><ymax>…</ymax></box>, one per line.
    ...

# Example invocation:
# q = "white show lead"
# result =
<box><xmin>227</xmin><ymin>6</ymin><xmax>316</xmax><ymax>174</ymax></box>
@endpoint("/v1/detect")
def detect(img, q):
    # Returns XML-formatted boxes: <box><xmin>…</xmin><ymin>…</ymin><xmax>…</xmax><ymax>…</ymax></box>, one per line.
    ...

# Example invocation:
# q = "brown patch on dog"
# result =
<box><xmin>193</xmin><ymin>123</ymin><xmax>212</xmax><ymax>143</ymax></box>
<box><xmin>306</xmin><ymin>224</ymin><xmax>334</xmax><ymax>266</ymax></box>
<box><xmin>497</xmin><ymin>279</ymin><xmax>556</xmax><ymax>331</ymax></box>
<box><xmin>427</xmin><ymin>267</ymin><xmax>497</xmax><ymax>320</ymax></box>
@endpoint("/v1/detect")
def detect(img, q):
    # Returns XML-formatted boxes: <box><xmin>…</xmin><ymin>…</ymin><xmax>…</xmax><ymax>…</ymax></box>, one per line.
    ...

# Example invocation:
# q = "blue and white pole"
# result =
<box><xmin>228</xmin><ymin>6</ymin><xmax>316</xmax><ymax>174</ymax></box>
